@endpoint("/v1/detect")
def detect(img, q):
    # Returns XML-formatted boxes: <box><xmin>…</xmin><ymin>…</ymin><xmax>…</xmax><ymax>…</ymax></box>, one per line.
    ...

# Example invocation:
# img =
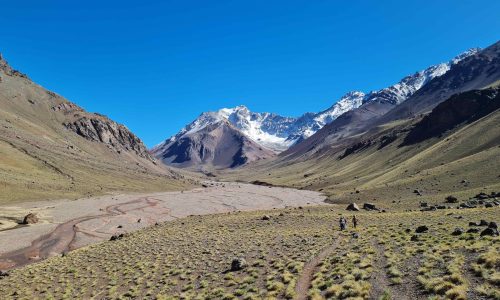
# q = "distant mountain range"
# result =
<box><xmin>152</xmin><ymin>47</ymin><xmax>482</xmax><ymax>169</ymax></box>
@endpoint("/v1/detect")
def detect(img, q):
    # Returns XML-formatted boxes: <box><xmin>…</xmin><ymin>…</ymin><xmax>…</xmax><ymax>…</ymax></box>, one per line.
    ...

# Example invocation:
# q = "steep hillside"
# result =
<box><xmin>0</xmin><ymin>54</ymin><xmax>191</xmax><ymax>204</ymax></box>
<box><xmin>283</xmin><ymin>43</ymin><xmax>497</xmax><ymax>158</ymax></box>
<box><xmin>152</xmin><ymin>119</ymin><xmax>274</xmax><ymax>170</ymax></box>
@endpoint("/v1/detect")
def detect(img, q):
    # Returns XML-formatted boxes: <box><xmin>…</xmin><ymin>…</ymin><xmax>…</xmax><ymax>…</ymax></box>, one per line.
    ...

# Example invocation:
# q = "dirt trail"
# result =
<box><xmin>0</xmin><ymin>197</ymin><xmax>156</xmax><ymax>270</ymax></box>
<box><xmin>295</xmin><ymin>234</ymin><xmax>343</xmax><ymax>300</ymax></box>
<box><xmin>370</xmin><ymin>238</ymin><xmax>393</xmax><ymax>300</ymax></box>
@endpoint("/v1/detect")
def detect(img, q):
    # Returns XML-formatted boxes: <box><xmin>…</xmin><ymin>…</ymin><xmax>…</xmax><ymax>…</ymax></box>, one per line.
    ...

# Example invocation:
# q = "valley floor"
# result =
<box><xmin>0</xmin><ymin>201</ymin><xmax>498</xmax><ymax>299</ymax></box>
<box><xmin>0</xmin><ymin>182</ymin><xmax>326</xmax><ymax>270</ymax></box>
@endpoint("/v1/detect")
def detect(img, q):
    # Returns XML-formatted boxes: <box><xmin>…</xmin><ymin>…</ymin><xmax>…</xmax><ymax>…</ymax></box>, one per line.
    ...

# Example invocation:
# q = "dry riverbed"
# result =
<box><xmin>0</xmin><ymin>182</ymin><xmax>326</xmax><ymax>269</ymax></box>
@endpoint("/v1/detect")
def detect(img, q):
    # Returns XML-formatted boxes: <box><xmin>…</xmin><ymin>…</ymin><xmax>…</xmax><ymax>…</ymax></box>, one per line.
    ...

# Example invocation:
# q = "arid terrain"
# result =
<box><xmin>0</xmin><ymin>183</ymin><xmax>326</xmax><ymax>270</ymax></box>
<box><xmin>0</xmin><ymin>198</ymin><xmax>498</xmax><ymax>299</ymax></box>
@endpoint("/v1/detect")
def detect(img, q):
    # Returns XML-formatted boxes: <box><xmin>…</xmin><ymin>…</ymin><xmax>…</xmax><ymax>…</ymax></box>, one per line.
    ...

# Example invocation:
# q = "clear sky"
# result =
<box><xmin>1</xmin><ymin>1</ymin><xmax>499</xmax><ymax>147</ymax></box>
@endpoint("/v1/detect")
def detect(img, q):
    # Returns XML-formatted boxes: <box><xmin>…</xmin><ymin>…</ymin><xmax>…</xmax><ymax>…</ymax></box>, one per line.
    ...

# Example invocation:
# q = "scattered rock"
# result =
<box><xmin>421</xmin><ymin>206</ymin><xmax>437</xmax><ymax>212</ymax></box>
<box><xmin>261</xmin><ymin>215</ymin><xmax>271</xmax><ymax>221</ymax></box>
<box><xmin>352</xmin><ymin>233</ymin><xmax>359</xmax><ymax>239</ymax></box>
<box><xmin>109</xmin><ymin>234</ymin><xmax>124</xmax><ymax>241</ymax></box>
<box><xmin>445</xmin><ymin>195</ymin><xmax>458</xmax><ymax>203</ymax></box>
<box><xmin>467</xmin><ymin>228</ymin><xmax>480</xmax><ymax>233</ymax></box>
<box><xmin>0</xmin><ymin>270</ymin><xmax>9</xmax><ymax>278</ymax></box>
<box><xmin>410</xmin><ymin>235</ymin><xmax>419</xmax><ymax>241</ymax></box>
<box><xmin>21</xmin><ymin>213</ymin><xmax>39</xmax><ymax>224</ymax></box>
<box><xmin>415</xmin><ymin>225</ymin><xmax>429</xmax><ymax>233</ymax></box>
<box><xmin>452</xmin><ymin>228</ymin><xmax>464</xmax><ymax>236</ymax></box>
<box><xmin>230</xmin><ymin>258</ymin><xmax>247</xmax><ymax>271</ymax></box>
<box><xmin>475</xmin><ymin>192</ymin><xmax>490</xmax><ymax>200</ymax></box>
<box><xmin>479</xmin><ymin>220</ymin><xmax>489</xmax><ymax>226</ymax></box>
<box><xmin>346</xmin><ymin>203</ymin><xmax>360</xmax><ymax>211</ymax></box>
<box><xmin>480</xmin><ymin>227</ymin><xmax>499</xmax><ymax>237</ymax></box>
<box><xmin>363</xmin><ymin>203</ymin><xmax>378</xmax><ymax>211</ymax></box>
<box><xmin>117</xmin><ymin>225</ymin><xmax>123</xmax><ymax>228</ymax></box>
<box><xmin>420</xmin><ymin>202</ymin><xmax>428</xmax><ymax>207</ymax></box>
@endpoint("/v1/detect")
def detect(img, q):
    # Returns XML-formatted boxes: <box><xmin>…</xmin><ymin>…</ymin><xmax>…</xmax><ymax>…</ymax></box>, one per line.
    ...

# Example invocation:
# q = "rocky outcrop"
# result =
<box><xmin>64</xmin><ymin>116</ymin><xmax>154</xmax><ymax>161</ymax></box>
<box><xmin>21</xmin><ymin>213</ymin><xmax>39</xmax><ymax>225</ymax></box>
<box><xmin>0</xmin><ymin>53</ymin><xmax>28</xmax><ymax>79</ymax></box>
<box><xmin>403</xmin><ymin>88</ymin><xmax>500</xmax><ymax>145</ymax></box>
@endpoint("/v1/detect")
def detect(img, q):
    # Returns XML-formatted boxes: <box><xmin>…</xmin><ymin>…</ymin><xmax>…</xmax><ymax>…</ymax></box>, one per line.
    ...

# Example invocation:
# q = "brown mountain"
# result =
<box><xmin>152</xmin><ymin>120</ymin><xmax>274</xmax><ymax>170</ymax></box>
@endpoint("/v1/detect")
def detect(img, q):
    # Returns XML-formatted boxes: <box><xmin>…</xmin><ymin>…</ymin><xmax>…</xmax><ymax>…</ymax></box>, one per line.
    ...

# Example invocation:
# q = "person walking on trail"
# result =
<box><xmin>352</xmin><ymin>215</ymin><xmax>358</xmax><ymax>228</ymax></box>
<box><xmin>339</xmin><ymin>216</ymin><xmax>347</xmax><ymax>231</ymax></box>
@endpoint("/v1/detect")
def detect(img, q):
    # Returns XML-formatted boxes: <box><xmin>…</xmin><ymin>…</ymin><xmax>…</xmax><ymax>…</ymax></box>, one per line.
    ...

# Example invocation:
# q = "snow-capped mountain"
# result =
<box><xmin>362</xmin><ymin>48</ymin><xmax>480</xmax><ymax>105</ymax></box>
<box><xmin>153</xmin><ymin>48</ymin><xmax>480</xmax><ymax>165</ymax></box>
<box><xmin>154</xmin><ymin>91</ymin><xmax>366</xmax><ymax>153</ymax></box>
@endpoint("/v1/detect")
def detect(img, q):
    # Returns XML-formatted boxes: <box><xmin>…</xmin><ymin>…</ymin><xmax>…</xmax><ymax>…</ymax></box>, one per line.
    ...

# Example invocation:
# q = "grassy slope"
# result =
<box><xmin>0</xmin><ymin>63</ymin><xmax>193</xmax><ymax>205</ymax></box>
<box><xmin>0</xmin><ymin>205</ymin><xmax>497</xmax><ymax>299</ymax></box>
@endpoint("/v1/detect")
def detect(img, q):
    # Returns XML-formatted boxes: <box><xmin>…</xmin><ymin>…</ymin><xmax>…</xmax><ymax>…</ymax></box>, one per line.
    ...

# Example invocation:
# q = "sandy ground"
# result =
<box><xmin>0</xmin><ymin>182</ymin><xmax>326</xmax><ymax>269</ymax></box>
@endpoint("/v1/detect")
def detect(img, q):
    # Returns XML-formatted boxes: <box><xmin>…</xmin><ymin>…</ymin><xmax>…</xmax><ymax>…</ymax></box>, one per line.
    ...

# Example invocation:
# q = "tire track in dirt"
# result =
<box><xmin>295</xmin><ymin>234</ymin><xmax>343</xmax><ymax>300</ymax></box>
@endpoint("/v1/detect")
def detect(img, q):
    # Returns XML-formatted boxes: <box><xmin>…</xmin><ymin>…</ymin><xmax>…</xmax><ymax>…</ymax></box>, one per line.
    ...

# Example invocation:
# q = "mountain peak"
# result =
<box><xmin>451</xmin><ymin>48</ymin><xmax>481</xmax><ymax>64</ymax></box>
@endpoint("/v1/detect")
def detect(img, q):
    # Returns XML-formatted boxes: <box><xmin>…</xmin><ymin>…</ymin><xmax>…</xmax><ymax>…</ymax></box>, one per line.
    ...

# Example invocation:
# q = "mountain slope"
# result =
<box><xmin>283</xmin><ymin>46</ymin><xmax>490</xmax><ymax>158</ymax></box>
<box><xmin>223</xmin><ymin>87</ymin><xmax>500</xmax><ymax>208</ymax></box>
<box><xmin>152</xmin><ymin>120</ymin><xmax>273</xmax><ymax>170</ymax></box>
<box><xmin>0</xmin><ymin>54</ymin><xmax>190</xmax><ymax>204</ymax></box>
<box><xmin>379</xmin><ymin>41</ymin><xmax>500</xmax><ymax>122</ymax></box>
<box><xmin>158</xmin><ymin>48</ymin><xmax>479</xmax><ymax>165</ymax></box>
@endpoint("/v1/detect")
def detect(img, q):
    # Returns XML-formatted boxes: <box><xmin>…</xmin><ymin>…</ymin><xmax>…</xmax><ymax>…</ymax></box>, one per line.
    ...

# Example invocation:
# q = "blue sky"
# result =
<box><xmin>1</xmin><ymin>1</ymin><xmax>499</xmax><ymax>147</ymax></box>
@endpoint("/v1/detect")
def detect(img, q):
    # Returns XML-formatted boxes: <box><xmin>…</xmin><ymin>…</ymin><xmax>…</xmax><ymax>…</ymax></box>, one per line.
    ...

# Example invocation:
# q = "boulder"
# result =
<box><xmin>420</xmin><ymin>202</ymin><xmax>428</xmax><ymax>208</ymax></box>
<box><xmin>410</xmin><ymin>235</ymin><xmax>419</xmax><ymax>241</ymax></box>
<box><xmin>21</xmin><ymin>213</ymin><xmax>39</xmax><ymax>224</ymax></box>
<box><xmin>480</xmin><ymin>228</ymin><xmax>499</xmax><ymax>237</ymax></box>
<box><xmin>346</xmin><ymin>203</ymin><xmax>360</xmax><ymax>211</ymax></box>
<box><xmin>452</xmin><ymin>228</ymin><xmax>464</xmax><ymax>236</ymax></box>
<box><xmin>109</xmin><ymin>233</ymin><xmax>124</xmax><ymax>241</ymax></box>
<box><xmin>445</xmin><ymin>196</ymin><xmax>458</xmax><ymax>203</ymax></box>
<box><xmin>0</xmin><ymin>270</ymin><xmax>8</xmax><ymax>278</ymax></box>
<box><xmin>479</xmin><ymin>220</ymin><xmax>489</xmax><ymax>226</ymax></box>
<box><xmin>489</xmin><ymin>222</ymin><xmax>498</xmax><ymax>229</ymax></box>
<box><xmin>467</xmin><ymin>228</ymin><xmax>480</xmax><ymax>233</ymax></box>
<box><xmin>231</xmin><ymin>258</ymin><xmax>247</xmax><ymax>271</ymax></box>
<box><xmin>415</xmin><ymin>225</ymin><xmax>429</xmax><ymax>233</ymax></box>
<box><xmin>363</xmin><ymin>203</ymin><xmax>378</xmax><ymax>211</ymax></box>
<box><xmin>261</xmin><ymin>215</ymin><xmax>271</xmax><ymax>221</ymax></box>
<box><xmin>476</xmin><ymin>192</ymin><xmax>490</xmax><ymax>200</ymax></box>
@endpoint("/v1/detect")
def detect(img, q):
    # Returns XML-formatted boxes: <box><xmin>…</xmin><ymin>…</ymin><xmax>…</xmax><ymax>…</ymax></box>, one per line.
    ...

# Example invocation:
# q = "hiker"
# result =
<box><xmin>352</xmin><ymin>215</ymin><xmax>358</xmax><ymax>228</ymax></box>
<box><xmin>339</xmin><ymin>216</ymin><xmax>347</xmax><ymax>231</ymax></box>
